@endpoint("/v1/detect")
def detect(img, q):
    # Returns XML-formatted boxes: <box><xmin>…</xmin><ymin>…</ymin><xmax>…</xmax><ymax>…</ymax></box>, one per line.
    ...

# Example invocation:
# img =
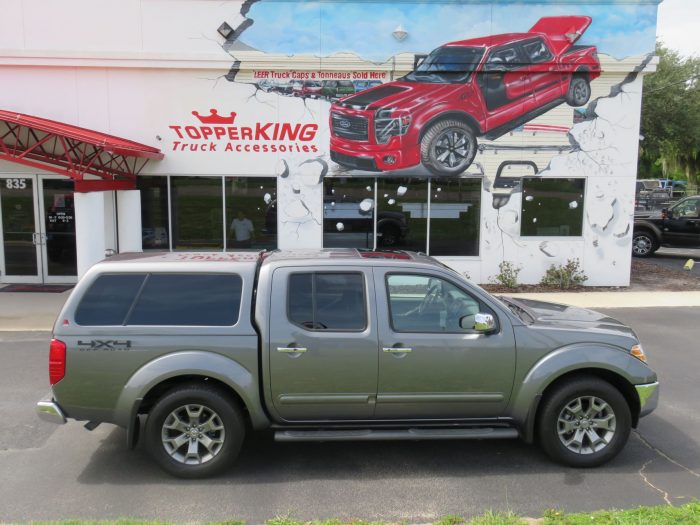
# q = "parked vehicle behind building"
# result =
<box><xmin>38</xmin><ymin>250</ymin><xmax>658</xmax><ymax>478</ymax></box>
<box><xmin>633</xmin><ymin>195</ymin><xmax>700</xmax><ymax>256</ymax></box>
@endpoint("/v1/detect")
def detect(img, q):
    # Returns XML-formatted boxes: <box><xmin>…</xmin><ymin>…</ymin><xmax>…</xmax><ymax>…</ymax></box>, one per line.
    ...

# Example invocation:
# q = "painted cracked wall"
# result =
<box><xmin>196</xmin><ymin>0</ymin><xmax>657</xmax><ymax>285</ymax></box>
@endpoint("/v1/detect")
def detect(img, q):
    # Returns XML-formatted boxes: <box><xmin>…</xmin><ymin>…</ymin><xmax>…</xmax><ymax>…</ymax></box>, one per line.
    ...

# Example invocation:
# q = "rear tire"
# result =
<box><xmin>145</xmin><ymin>383</ymin><xmax>245</xmax><ymax>478</ymax></box>
<box><xmin>538</xmin><ymin>377</ymin><xmax>631</xmax><ymax>468</ymax></box>
<box><xmin>566</xmin><ymin>75</ymin><xmax>591</xmax><ymax>107</ymax></box>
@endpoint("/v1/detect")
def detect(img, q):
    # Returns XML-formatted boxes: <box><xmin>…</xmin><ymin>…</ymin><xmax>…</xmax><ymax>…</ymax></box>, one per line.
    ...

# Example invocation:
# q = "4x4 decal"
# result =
<box><xmin>77</xmin><ymin>340</ymin><xmax>132</xmax><ymax>351</ymax></box>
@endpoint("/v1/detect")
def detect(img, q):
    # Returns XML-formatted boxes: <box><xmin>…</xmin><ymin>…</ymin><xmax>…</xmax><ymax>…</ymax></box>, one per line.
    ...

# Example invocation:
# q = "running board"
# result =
<box><xmin>275</xmin><ymin>427</ymin><xmax>519</xmax><ymax>442</ymax></box>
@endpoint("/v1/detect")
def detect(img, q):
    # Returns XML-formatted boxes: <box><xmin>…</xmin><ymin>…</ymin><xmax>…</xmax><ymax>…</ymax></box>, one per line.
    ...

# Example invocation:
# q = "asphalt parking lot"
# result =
<box><xmin>1</xmin><ymin>307</ymin><xmax>699</xmax><ymax>523</ymax></box>
<box><xmin>648</xmin><ymin>247</ymin><xmax>700</xmax><ymax>276</ymax></box>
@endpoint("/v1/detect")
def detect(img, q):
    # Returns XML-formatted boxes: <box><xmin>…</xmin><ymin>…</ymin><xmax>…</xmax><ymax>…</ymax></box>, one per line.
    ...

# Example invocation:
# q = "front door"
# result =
<box><xmin>664</xmin><ymin>197</ymin><xmax>700</xmax><ymax>246</ymax></box>
<box><xmin>0</xmin><ymin>175</ymin><xmax>77</xmax><ymax>284</ymax></box>
<box><xmin>268</xmin><ymin>266</ymin><xmax>379</xmax><ymax>421</ymax></box>
<box><xmin>373</xmin><ymin>269</ymin><xmax>516</xmax><ymax>420</ymax></box>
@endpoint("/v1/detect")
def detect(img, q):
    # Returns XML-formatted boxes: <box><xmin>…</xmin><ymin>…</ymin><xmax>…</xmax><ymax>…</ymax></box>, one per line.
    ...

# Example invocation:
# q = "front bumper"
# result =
<box><xmin>36</xmin><ymin>393</ymin><xmax>67</xmax><ymax>425</ymax></box>
<box><xmin>636</xmin><ymin>381</ymin><xmax>659</xmax><ymax>418</ymax></box>
<box><xmin>330</xmin><ymin>139</ymin><xmax>420</xmax><ymax>172</ymax></box>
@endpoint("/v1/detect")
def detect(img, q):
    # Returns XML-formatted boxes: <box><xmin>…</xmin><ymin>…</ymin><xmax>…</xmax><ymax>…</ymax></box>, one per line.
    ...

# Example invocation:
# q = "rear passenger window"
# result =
<box><xmin>75</xmin><ymin>274</ymin><xmax>146</xmax><ymax>326</ymax></box>
<box><xmin>288</xmin><ymin>272</ymin><xmax>366</xmax><ymax>331</ymax></box>
<box><xmin>127</xmin><ymin>274</ymin><xmax>242</xmax><ymax>326</ymax></box>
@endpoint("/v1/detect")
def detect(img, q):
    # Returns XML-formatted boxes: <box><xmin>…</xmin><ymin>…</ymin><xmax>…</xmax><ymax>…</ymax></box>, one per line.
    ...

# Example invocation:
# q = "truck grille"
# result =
<box><xmin>331</xmin><ymin>112</ymin><xmax>369</xmax><ymax>141</ymax></box>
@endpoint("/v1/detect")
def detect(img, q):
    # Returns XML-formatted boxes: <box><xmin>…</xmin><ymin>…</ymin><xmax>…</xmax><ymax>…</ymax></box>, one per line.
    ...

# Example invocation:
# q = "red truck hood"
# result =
<box><xmin>529</xmin><ymin>16</ymin><xmax>592</xmax><ymax>55</ymax></box>
<box><xmin>336</xmin><ymin>81</ymin><xmax>463</xmax><ymax>112</ymax></box>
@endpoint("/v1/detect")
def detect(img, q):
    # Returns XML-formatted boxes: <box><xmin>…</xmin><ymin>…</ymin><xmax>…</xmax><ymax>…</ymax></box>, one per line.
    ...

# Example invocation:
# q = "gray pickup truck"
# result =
<box><xmin>37</xmin><ymin>249</ymin><xmax>658</xmax><ymax>478</ymax></box>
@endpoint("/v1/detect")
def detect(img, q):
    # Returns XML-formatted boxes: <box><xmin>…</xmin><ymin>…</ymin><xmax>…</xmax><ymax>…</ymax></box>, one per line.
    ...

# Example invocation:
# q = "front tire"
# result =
<box><xmin>145</xmin><ymin>383</ymin><xmax>245</xmax><ymax>478</ymax></box>
<box><xmin>420</xmin><ymin>119</ymin><xmax>477</xmax><ymax>176</ymax></box>
<box><xmin>538</xmin><ymin>377</ymin><xmax>631</xmax><ymax>468</ymax></box>
<box><xmin>632</xmin><ymin>230</ymin><xmax>659</xmax><ymax>257</ymax></box>
<box><xmin>566</xmin><ymin>75</ymin><xmax>591</xmax><ymax>107</ymax></box>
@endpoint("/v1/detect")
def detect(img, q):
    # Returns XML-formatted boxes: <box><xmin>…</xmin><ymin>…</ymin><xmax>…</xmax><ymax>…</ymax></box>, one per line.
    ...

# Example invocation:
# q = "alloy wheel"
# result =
<box><xmin>161</xmin><ymin>404</ymin><xmax>226</xmax><ymax>465</ymax></box>
<box><xmin>633</xmin><ymin>234</ymin><xmax>652</xmax><ymax>256</ymax></box>
<box><xmin>433</xmin><ymin>130</ymin><xmax>473</xmax><ymax>170</ymax></box>
<box><xmin>557</xmin><ymin>396</ymin><xmax>616</xmax><ymax>454</ymax></box>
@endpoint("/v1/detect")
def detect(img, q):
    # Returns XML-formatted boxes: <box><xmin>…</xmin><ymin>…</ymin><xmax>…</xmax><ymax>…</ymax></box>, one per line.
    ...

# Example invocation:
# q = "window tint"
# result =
<box><xmin>521</xmin><ymin>178</ymin><xmax>585</xmax><ymax>236</ymax></box>
<box><xmin>386</xmin><ymin>274</ymin><xmax>482</xmax><ymax>333</ymax></box>
<box><xmin>127</xmin><ymin>274</ymin><xmax>242</xmax><ymax>326</ymax></box>
<box><xmin>522</xmin><ymin>40</ymin><xmax>553</xmax><ymax>63</ymax></box>
<box><xmin>288</xmin><ymin>272</ymin><xmax>366</xmax><ymax>331</ymax></box>
<box><xmin>672</xmin><ymin>198</ymin><xmax>700</xmax><ymax>218</ymax></box>
<box><xmin>75</xmin><ymin>274</ymin><xmax>146</xmax><ymax>326</ymax></box>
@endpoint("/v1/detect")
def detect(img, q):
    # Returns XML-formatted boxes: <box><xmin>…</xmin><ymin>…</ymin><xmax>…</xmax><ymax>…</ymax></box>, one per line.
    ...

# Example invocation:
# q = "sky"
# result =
<box><xmin>657</xmin><ymin>0</ymin><xmax>699</xmax><ymax>57</ymax></box>
<box><xmin>240</xmin><ymin>1</ymin><xmax>661</xmax><ymax>61</ymax></box>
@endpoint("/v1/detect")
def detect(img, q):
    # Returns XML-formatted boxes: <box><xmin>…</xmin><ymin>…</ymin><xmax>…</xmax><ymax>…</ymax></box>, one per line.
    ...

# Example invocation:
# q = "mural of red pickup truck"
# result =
<box><xmin>330</xmin><ymin>16</ymin><xmax>601</xmax><ymax>176</ymax></box>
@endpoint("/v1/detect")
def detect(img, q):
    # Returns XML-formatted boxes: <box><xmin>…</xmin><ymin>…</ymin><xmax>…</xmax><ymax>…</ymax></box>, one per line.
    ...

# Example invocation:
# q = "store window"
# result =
<box><xmin>225</xmin><ymin>177</ymin><xmax>277</xmax><ymax>250</ymax></box>
<box><xmin>138</xmin><ymin>176</ymin><xmax>169</xmax><ymax>250</ymax></box>
<box><xmin>520</xmin><ymin>178</ymin><xmax>585</xmax><ymax>236</ymax></box>
<box><xmin>322</xmin><ymin>177</ymin><xmax>376</xmax><ymax>249</ymax></box>
<box><xmin>377</xmin><ymin>178</ymin><xmax>428</xmax><ymax>252</ymax></box>
<box><xmin>170</xmin><ymin>177</ymin><xmax>224</xmax><ymax>250</ymax></box>
<box><xmin>429</xmin><ymin>178</ymin><xmax>480</xmax><ymax>256</ymax></box>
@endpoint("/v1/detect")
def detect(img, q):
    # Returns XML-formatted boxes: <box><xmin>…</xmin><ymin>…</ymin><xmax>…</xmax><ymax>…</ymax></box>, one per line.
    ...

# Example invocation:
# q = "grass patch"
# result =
<box><xmin>7</xmin><ymin>503</ymin><xmax>700</xmax><ymax>525</ymax></box>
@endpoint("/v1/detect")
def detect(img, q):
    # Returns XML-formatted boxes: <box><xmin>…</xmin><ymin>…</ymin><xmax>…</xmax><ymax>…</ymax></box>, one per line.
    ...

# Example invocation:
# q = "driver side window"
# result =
<box><xmin>674</xmin><ymin>199</ymin><xmax>700</xmax><ymax>218</ymax></box>
<box><xmin>386</xmin><ymin>274</ymin><xmax>483</xmax><ymax>333</ymax></box>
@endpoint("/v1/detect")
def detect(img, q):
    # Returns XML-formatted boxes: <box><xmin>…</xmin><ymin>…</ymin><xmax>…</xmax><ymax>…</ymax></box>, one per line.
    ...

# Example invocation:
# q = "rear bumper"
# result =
<box><xmin>636</xmin><ymin>381</ymin><xmax>659</xmax><ymax>418</ymax></box>
<box><xmin>36</xmin><ymin>394</ymin><xmax>67</xmax><ymax>425</ymax></box>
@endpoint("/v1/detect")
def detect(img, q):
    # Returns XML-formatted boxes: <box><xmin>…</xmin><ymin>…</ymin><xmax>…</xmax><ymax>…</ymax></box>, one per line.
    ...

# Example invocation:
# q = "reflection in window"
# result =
<box><xmin>429</xmin><ymin>178</ymin><xmax>480</xmax><ymax>256</ymax></box>
<box><xmin>226</xmin><ymin>177</ymin><xmax>277</xmax><ymax>250</ymax></box>
<box><xmin>138</xmin><ymin>176</ymin><xmax>170</xmax><ymax>250</ymax></box>
<box><xmin>288</xmin><ymin>272</ymin><xmax>366</xmax><ymax>331</ymax></box>
<box><xmin>322</xmin><ymin>178</ymin><xmax>376</xmax><ymax>249</ymax></box>
<box><xmin>521</xmin><ymin>178</ymin><xmax>585</xmax><ymax>236</ymax></box>
<box><xmin>170</xmin><ymin>177</ymin><xmax>223</xmax><ymax>250</ymax></box>
<box><xmin>377</xmin><ymin>178</ymin><xmax>427</xmax><ymax>252</ymax></box>
<box><xmin>386</xmin><ymin>274</ymin><xmax>481</xmax><ymax>332</ymax></box>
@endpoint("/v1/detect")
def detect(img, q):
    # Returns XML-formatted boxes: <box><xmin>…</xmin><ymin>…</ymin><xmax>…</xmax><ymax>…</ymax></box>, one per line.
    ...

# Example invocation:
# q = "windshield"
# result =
<box><xmin>403</xmin><ymin>46</ymin><xmax>484</xmax><ymax>84</ymax></box>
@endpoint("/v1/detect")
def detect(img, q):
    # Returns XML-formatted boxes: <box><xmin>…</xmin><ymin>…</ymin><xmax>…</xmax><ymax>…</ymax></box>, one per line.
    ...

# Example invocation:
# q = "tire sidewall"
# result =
<box><xmin>538</xmin><ymin>378</ymin><xmax>631</xmax><ymax>468</ymax></box>
<box><xmin>145</xmin><ymin>386</ymin><xmax>244</xmax><ymax>478</ymax></box>
<box><xmin>421</xmin><ymin>119</ymin><xmax>477</xmax><ymax>176</ymax></box>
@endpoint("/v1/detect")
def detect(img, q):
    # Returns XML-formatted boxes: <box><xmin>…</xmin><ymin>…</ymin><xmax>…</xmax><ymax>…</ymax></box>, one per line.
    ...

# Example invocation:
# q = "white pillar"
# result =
<box><xmin>74</xmin><ymin>191</ymin><xmax>106</xmax><ymax>278</ymax></box>
<box><xmin>116</xmin><ymin>189</ymin><xmax>143</xmax><ymax>253</ymax></box>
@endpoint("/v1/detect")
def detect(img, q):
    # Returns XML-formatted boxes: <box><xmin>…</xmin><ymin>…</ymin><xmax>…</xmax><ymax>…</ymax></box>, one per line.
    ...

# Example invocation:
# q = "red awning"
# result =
<box><xmin>0</xmin><ymin>109</ymin><xmax>164</xmax><ymax>192</ymax></box>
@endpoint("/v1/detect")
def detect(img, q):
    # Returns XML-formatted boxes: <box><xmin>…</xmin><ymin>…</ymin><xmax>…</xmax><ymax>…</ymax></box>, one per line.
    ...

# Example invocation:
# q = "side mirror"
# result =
<box><xmin>461</xmin><ymin>313</ymin><xmax>496</xmax><ymax>333</ymax></box>
<box><xmin>662</xmin><ymin>208</ymin><xmax>671</xmax><ymax>219</ymax></box>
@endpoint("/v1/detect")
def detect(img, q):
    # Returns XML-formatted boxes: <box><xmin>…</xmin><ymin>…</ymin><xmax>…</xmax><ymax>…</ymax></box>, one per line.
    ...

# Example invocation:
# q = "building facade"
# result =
<box><xmin>0</xmin><ymin>0</ymin><xmax>661</xmax><ymax>285</ymax></box>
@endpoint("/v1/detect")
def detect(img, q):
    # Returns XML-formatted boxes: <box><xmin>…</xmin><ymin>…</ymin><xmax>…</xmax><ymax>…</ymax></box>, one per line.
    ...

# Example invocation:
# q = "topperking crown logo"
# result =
<box><xmin>192</xmin><ymin>109</ymin><xmax>237</xmax><ymax>125</ymax></box>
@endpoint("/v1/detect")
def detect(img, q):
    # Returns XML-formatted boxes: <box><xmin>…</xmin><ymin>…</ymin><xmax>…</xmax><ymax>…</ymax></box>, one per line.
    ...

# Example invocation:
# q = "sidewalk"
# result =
<box><xmin>1</xmin><ymin>288</ymin><xmax>700</xmax><ymax>332</ymax></box>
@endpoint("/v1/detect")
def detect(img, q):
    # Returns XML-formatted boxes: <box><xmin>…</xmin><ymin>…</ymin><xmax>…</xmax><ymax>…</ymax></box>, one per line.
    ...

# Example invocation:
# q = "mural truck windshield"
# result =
<box><xmin>404</xmin><ymin>47</ymin><xmax>485</xmax><ymax>84</ymax></box>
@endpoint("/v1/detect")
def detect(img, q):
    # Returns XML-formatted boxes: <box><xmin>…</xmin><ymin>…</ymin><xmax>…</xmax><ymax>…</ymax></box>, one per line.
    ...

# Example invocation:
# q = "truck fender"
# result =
<box><xmin>634</xmin><ymin>220</ymin><xmax>663</xmax><ymax>240</ymax></box>
<box><xmin>509</xmin><ymin>343</ymin><xmax>655</xmax><ymax>442</ymax></box>
<box><xmin>114</xmin><ymin>351</ymin><xmax>270</xmax><ymax>444</ymax></box>
<box><xmin>419</xmin><ymin>109</ymin><xmax>483</xmax><ymax>139</ymax></box>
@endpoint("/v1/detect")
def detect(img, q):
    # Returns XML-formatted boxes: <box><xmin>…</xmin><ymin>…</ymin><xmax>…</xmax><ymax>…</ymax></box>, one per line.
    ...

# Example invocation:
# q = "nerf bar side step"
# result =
<box><xmin>275</xmin><ymin>427</ymin><xmax>519</xmax><ymax>442</ymax></box>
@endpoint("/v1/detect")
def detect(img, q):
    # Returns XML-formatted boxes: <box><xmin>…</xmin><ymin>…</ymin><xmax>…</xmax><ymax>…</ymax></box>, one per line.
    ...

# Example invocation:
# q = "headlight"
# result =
<box><xmin>375</xmin><ymin>108</ymin><xmax>411</xmax><ymax>144</ymax></box>
<box><xmin>631</xmin><ymin>344</ymin><xmax>647</xmax><ymax>363</ymax></box>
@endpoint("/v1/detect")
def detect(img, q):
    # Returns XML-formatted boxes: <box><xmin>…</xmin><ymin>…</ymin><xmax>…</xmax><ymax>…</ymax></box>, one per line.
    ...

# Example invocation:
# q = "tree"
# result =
<box><xmin>639</xmin><ymin>43</ymin><xmax>700</xmax><ymax>185</ymax></box>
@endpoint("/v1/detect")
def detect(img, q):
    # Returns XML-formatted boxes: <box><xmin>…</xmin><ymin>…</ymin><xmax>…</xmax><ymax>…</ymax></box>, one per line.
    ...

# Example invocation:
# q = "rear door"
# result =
<box><xmin>521</xmin><ymin>38</ymin><xmax>566</xmax><ymax>102</ymax></box>
<box><xmin>268</xmin><ymin>266</ymin><xmax>379</xmax><ymax>421</ymax></box>
<box><xmin>373</xmin><ymin>269</ymin><xmax>516</xmax><ymax>420</ymax></box>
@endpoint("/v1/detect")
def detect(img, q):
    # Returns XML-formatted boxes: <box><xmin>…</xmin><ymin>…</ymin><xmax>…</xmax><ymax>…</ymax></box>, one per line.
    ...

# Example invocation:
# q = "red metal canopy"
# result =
<box><xmin>0</xmin><ymin>109</ymin><xmax>164</xmax><ymax>192</ymax></box>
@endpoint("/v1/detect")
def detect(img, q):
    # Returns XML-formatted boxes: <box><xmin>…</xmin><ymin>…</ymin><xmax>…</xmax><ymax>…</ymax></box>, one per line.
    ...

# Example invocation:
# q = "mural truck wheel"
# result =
<box><xmin>421</xmin><ymin>119</ymin><xmax>477</xmax><ymax>176</ymax></box>
<box><xmin>566</xmin><ymin>75</ymin><xmax>591</xmax><ymax>107</ymax></box>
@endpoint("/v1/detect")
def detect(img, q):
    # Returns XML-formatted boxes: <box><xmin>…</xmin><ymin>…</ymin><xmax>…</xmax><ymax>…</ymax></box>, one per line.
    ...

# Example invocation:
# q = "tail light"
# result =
<box><xmin>49</xmin><ymin>338</ymin><xmax>66</xmax><ymax>385</ymax></box>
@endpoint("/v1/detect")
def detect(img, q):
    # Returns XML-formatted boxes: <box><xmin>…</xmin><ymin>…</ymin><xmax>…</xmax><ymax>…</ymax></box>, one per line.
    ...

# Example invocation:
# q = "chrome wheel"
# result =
<box><xmin>632</xmin><ymin>233</ymin><xmax>653</xmax><ymax>256</ymax></box>
<box><xmin>433</xmin><ymin>129</ymin><xmax>474</xmax><ymax>170</ymax></box>
<box><xmin>557</xmin><ymin>396</ymin><xmax>616</xmax><ymax>454</ymax></box>
<box><xmin>161</xmin><ymin>404</ymin><xmax>225</xmax><ymax>465</ymax></box>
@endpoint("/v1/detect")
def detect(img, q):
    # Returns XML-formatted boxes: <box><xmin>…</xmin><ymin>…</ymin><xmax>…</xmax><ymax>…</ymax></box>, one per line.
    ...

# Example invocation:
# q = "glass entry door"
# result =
<box><xmin>0</xmin><ymin>175</ymin><xmax>77</xmax><ymax>284</ymax></box>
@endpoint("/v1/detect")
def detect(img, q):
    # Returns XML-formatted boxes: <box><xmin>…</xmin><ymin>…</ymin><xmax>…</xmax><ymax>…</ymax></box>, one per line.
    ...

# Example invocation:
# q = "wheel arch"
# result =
<box><xmin>574</xmin><ymin>65</ymin><xmax>591</xmax><ymax>80</ymax></box>
<box><xmin>419</xmin><ymin>111</ymin><xmax>482</xmax><ymax>142</ymax></box>
<box><xmin>114</xmin><ymin>351</ymin><xmax>271</xmax><ymax>449</ymax></box>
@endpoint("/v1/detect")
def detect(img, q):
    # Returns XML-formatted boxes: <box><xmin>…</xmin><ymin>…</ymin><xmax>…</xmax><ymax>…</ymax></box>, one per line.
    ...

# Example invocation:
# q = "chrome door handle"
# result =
<box><xmin>277</xmin><ymin>347</ymin><xmax>308</xmax><ymax>353</ymax></box>
<box><xmin>383</xmin><ymin>347</ymin><xmax>412</xmax><ymax>353</ymax></box>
